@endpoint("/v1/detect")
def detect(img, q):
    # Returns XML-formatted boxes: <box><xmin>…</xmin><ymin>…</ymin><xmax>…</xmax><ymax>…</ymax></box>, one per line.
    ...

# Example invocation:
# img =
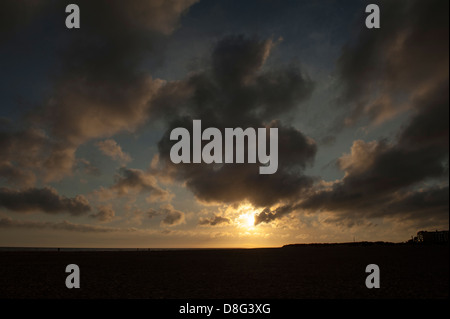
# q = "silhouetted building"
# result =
<box><xmin>416</xmin><ymin>230</ymin><xmax>449</xmax><ymax>244</ymax></box>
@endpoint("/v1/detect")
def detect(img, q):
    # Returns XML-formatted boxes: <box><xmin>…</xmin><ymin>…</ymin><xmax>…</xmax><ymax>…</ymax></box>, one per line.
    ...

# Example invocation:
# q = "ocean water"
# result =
<box><xmin>0</xmin><ymin>247</ymin><xmax>152</xmax><ymax>252</ymax></box>
<box><xmin>0</xmin><ymin>247</ymin><xmax>246</xmax><ymax>252</ymax></box>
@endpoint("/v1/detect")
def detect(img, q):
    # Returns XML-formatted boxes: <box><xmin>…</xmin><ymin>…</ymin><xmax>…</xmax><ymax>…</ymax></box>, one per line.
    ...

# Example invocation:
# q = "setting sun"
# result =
<box><xmin>245</xmin><ymin>213</ymin><xmax>255</xmax><ymax>228</ymax></box>
<box><xmin>236</xmin><ymin>211</ymin><xmax>256</xmax><ymax>230</ymax></box>
<box><xmin>232</xmin><ymin>203</ymin><xmax>258</xmax><ymax>230</ymax></box>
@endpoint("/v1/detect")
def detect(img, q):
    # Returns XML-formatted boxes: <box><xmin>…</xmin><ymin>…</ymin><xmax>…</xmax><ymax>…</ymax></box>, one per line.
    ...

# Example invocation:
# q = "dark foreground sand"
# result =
<box><xmin>0</xmin><ymin>245</ymin><xmax>448</xmax><ymax>299</ymax></box>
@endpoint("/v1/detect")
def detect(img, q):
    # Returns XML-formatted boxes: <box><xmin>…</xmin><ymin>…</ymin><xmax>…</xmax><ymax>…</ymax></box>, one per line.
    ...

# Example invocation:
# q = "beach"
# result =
<box><xmin>0</xmin><ymin>245</ymin><xmax>448</xmax><ymax>299</ymax></box>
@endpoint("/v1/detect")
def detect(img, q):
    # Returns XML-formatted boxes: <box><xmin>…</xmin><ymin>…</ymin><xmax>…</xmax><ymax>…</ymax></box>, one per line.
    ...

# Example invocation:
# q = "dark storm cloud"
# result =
<box><xmin>397</xmin><ymin>80</ymin><xmax>449</xmax><ymax>151</ymax></box>
<box><xmin>254</xmin><ymin>0</ymin><xmax>449</xmax><ymax>227</ymax></box>
<box><xmin>34</xmin><ymin>0</ymin><xmax>197</xmax><ymax>181</ymax></box>
<box><xmin>151</xmin><ymin>35</ymin><xmax>317</xmax><ymax>207</ymax></box>
<box><xmin>0</xmin><ymin>217</ymin><xmax>133</xmax><ymax>233</ymax></box>
<box><xmin>156</xmin><ymin>120</ymin><xmax>316</xmax><ymax>207</ymax></box>
<box><xmin>0</xmin><ymin>187</ymin><xmax>91</xmax><ymax>215</ymax></box>
<box><xmin>198</xmin><ymin>215</ymin><xmax>230</xmax><ymax>226</ymax></box>
<box><xmin>297</xmin><ymin>185</ymin><xmax>449</xmax><ymax>231</ymax></box>
<box><xmin>381</xmin><ymin>186</ymin><xmax>449</xmax><ymax>221</ymax></box>
<box><xmin>254</xmin><ymin>205</ymin><xmax>294</xmax><ymax>226</ymax></box>
<box><xmin>303</xmin><ymin>77</ymin><xmax>448</xmax><ymax>201</ymax></box>
<box><xmin>151</xmin><ymin>36</ymin><xmax>314</xmax><ymax>126</ymax></box>
<box><xmin>0</xmin><ymin>0</ymin><xmax>47</xmax><ymax>43</ymax></box>
<box><xmin>335</xmin><ymin>0</ymin><xmax>449</xmax><ymax>128</ymax></box>
<box><xmin>295</xmin><ymin>80</ymin><xmax>449</xmax><ymax>228</ymax></box>
<box><xmin>1</xmin><ymin>0</ymin><xmax>197</xmax><ymax>183</ymax></box>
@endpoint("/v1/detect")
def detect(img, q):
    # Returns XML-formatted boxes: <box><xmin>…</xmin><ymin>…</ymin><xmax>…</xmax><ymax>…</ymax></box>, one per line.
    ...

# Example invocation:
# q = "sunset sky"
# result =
<box><xmin>0</xmin><ymin>0</ymin><xmax>448</xmax><ymax>248</ymax></box>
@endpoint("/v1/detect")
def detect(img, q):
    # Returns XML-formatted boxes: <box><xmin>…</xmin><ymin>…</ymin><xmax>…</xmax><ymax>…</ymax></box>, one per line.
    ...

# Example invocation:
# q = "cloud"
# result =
<box><xmin>0</xmin><ymin>217</ymin><xmax>133</xmax><ymax>233</ymax></box>
<box><xmin>198</xmin><ymin>215</ymin><xmax>231</xmax><ymax>226</ymax></box>
<box><xmin>211</xmin><ymin>35</ymin><xmax>275</xmax><ymax>87</ymax></box>
<box><xmin>142</xmin><ymin>204</ymin><xmax>186</xmax><ymax>227</ymax></box>
<box><xmin>158</xmin><ymin>204</ymin><xmax>185</xmax><ymax>226</ymax></box>
<box><xmin>296</xmin><ymin>80</ymin><xmax>448</xmax><ymax>228</ymax></box>
<box><xmin>315</xmin><ymin>75</ymin><xmax>447</xmax><ymax>198</ymax></box>
<box><xmin>254</xmin><ymin>205</ymin><xmax>294</xmax><ymax>226</ymax></box>
<box><xmin>90</xmin><ymin>205</ymin><xmax>115</xmax><ymax>223</ymax></box>
<box><xmin>252</xmin><ymin>0</ymin><xmax>449</xmax><ymax>229</ymax></box>
<box><xmin>0</xmin><ymin>162</ymin><xmax>36</xmax><ymax>188</ymax></box>
<box><xmin>334</xmin><ymin>0</ymin><xmax>449</xmax><ymax>128</ymax></box>
<box><xmin>151</xmin><ymin>35</ymin><xmax>317</xmax><ymax>207</ymax></box>
<box><xmin>0</xmin><ymin>0</ymin><xmax>47</xmax><ymax>43</ymax></box>
<box><xmin>108</xmin><ymin>167</ymin><xmax>172</xmax><ymax>202</ymax></box>
<box><xmin>97</xmin><ymin>139</ymin><xmax>132</xmax><ymax>164</ymax></box>
<box><xmin>263</xmin><ymin>98</ymin><xmax>448</xmax><ymax>227</ymax></box>
<box><xmin>1</xmin><ymin>0</ymin><xmax>197</xmax><ymax>183</ymax></box>
<box><xmin>0</xmin><ymin>128</ymin><xmax>48</xmax><ymax>187</ymax></box>
<box><xmin>380</xmin><ymin>186</ymin><xmax>449</xmax><ymax>224</ymax></box>
<box><xmin>162</xmin><ymin>211</ymin><xmax>185</xmax><ymax>226</ymax></box>
<box><xmin>254</xmin><ymin>7</ymin><xmax>449</xmax><ymax>228</ymax></box>
<box><xmin>115</xmin><ymin>0</ymin><xmax>199</xmax><ymax>35</ymax></box>
<box><xmin>37</xmin><ymin>0</ymin><xmax>197</xmax><ymax>149</ymax></box>
<box><xmin>0</xmin><ymin>187</ymin><xmax>91</xmax><ymax>215</ymax></box>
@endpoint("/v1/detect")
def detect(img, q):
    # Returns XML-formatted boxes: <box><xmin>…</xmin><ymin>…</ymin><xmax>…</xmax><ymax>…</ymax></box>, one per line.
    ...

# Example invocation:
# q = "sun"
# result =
<box><xmin>245</xmin><ymin>213</ymin><xmax>255</xmax><ymax>228</ymax></box>
<box><xmin>233</xmin><ymin>203</ymin><xmax>258</xmax><ymax>230</ymax></box>
<box><xmin>237</xmin><ymin>212</ymin><xmax>255</xmax><ymax>229</ymax></box>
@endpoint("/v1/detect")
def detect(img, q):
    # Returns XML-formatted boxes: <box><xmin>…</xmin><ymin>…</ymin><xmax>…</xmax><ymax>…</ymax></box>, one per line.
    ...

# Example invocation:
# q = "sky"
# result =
<box><xmin>0</xmin><ymin>0</ymin><xmax>448</xmax><ymax>248</ymax></box>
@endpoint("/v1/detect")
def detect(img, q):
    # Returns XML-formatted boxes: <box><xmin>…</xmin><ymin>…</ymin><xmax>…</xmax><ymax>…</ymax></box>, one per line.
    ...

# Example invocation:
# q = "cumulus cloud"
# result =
<box><xmin>257</xmin><ymin>82</ymin><xmax>448</xmax><ymax>228</ymax></box>
<box><xmin>380</xmin><ymin>187</ymin><xmax>449</xmax><ymax>224</ymax></box>
<box><xmin>90</xmin><ymin>205</ymin><xmax>116</xmax><ymax>223</ymax></box>
<box><xmin>0</xmin><ymin>128</ymin><xmax>48</xmax><ymax>187</ymax></box>
<box><xmin>1</xmin><ymin>0</ymin><xmax>197</xmax><ymax>183</ymax></box>
<box><xmin>36</xmin><ymin>75</ymin><xmax>160</xmax><ymax>181</ymax></box>
<box><xmin>0</xmin><ymin>0</ymin><xmax>47</xmax><ymax>43</ymax></box>
<box><xmin>254</xmin><ymin>205</ymin><xmax>294</xmax><ymax>226</ymax></box>
<box><xmin>157</xmin><ymin>204</ymin><xmax>186</xmax><ymax>226</ymax></box>
<box><xmin>162</xmin><ymin>211</ymin><xmax>185</xmax><ymax>226</ymax></box>
<box><xmin>109</xmin><ymin>167</ymin><xmax>172</xmax><ymax>202</ymax></box>
<box><xmin>254</xmin><ymin>0</ymin><xmax>449</xmax><ymax>229</ymax></box>
<box><xmin>335</xmin><ymin>0</ymin><xmax>448</xmax><ymax>128</ymax></box>
<box><xmin>0</xmin><ymin>162</ymin><xmax>36</xmax><ymax>188</ymax></box>
<box><xmin>151</xmin><ymin>35</ymin><xmax>316</xmax><ymax>207</ymax></box>
<box><xmin>0</xmin><ymin>217</ymin><xmax>133</xmax><ymax>233</ymax></box>
<box><xmin>198</xmin><ymin>215</ymin><xmax>231</xmax><ymax>226</ymax></box>
<box><xmin>37</xmin><ymin>0</ymin><xmax>197</xmax><ymax>149</ymax></box>
<box><xmin>145</xmin><ymin>204</ymin><xmax>186</xmax><ymax>227</ymax></box>
<box><xmin>97</xmin><ymin>139</ymin><xmax>132</xmax><ymax>164</ymax></box>
<box><xmin>293</xmin><ymin>82</ymin><xmax>448</xmax><ymax>228</ymax></box>
<box><xmin>0</xmin><ymin>187</ymin><xmax>91</xmax><ymax>215</ymax></box>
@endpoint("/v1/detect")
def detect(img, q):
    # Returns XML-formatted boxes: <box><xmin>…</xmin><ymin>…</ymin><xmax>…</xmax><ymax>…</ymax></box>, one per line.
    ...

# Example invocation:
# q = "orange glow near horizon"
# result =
<box><xmin>234</xmin><ymin>204</ymin><xmax>258</xmax><ymax>230</ymax></box>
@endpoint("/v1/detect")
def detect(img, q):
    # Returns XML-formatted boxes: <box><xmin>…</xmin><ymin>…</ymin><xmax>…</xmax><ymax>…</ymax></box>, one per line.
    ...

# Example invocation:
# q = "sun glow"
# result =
<box><xmin>244</xmin><ymin>212</ymin><xmax>256</xmax><ymax>228</ymax></box>
<box><xmin>235</xmin><ymin>204</ymin><xmax>257</xmax><ymax>229</ymax></box>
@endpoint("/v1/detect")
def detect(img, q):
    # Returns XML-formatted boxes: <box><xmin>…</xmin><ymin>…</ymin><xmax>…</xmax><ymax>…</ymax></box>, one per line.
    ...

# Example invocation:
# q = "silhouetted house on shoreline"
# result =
<box><xmin>414</xmin><ymin>230</ymin><xmax>449</xmax><ymax>244</ymax></box>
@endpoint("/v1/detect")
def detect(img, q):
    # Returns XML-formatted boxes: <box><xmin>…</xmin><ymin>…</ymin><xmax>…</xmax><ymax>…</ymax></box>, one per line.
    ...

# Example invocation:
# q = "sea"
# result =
<box><xmin>0</xmin><ymin>247</ymin><xmax>249</xmax><ymax>251</ymax></box>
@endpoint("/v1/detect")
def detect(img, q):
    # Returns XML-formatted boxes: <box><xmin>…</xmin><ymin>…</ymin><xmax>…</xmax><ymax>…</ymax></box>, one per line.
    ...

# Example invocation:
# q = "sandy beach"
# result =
<box><xmin>0</xmin><ymin>245</ymin><xmax>448</xmax><ymax>299</ymax></box>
